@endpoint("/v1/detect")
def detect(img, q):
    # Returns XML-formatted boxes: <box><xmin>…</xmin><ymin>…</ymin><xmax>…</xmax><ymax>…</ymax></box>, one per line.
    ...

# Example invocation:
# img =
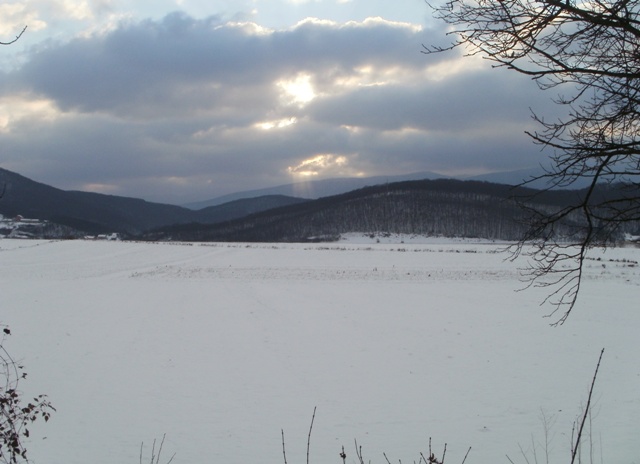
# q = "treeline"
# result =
<box><xmin>142</xmin><ymin>178</ymin><xmax>637</xmax><ymax>242</ymax></box>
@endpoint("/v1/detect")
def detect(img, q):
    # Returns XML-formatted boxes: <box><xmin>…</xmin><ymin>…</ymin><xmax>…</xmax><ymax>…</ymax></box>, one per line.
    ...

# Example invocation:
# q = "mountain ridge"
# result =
<box><xmin>182</xmin><ymin>171</ymin><xmax>446</xmax><ymax>209</ymax></box>
<box><xmin>0</xmin><ymin>168</ymin><xmax>305</xmax><ymax>235</ymax></box>
<box><xmin>145</xmin><ymin>178</ymin><xmax>620</xmax><ymax>243</ymax></box>
<box><xmin>183</xmin><ymin>166</ymin><xmax>592</xmax><ymax>210</ymax></box>
<box><xmin>183</xmin><ymin>168</ymin><xmax>567</xmax><ymax>210</ymax></box>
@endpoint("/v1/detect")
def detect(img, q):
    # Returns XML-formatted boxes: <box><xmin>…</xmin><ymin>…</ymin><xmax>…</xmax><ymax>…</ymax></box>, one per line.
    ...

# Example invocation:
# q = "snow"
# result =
<box><xmin>0</xmin><ymin>238</ymin><xmax>638</xmax><ymax>464</ymax></box>
<box><xmin>339</xmin><ymin>232</ymin><xmax>512</xmax><ymax>245</ymax></box>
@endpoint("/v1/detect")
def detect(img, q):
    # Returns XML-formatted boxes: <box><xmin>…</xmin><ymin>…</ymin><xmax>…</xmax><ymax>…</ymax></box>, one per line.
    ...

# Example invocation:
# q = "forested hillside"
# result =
<box><xmin>144</xmin><ymin>179</ymin><xmax>638</xmax><ymax>242</ymax></box>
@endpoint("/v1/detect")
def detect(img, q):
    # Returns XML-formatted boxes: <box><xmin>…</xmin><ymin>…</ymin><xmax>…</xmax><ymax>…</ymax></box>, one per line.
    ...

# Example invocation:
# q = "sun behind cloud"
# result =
<box><xmin>287</xmin><ymin>153</ymin><xmax>347</xmax><ymax>177</ymax></box>
<box><xmin>254</xmin><ymin>117</ymin><xmax>298</xmax><ymax>130</ymax></box>
<box><xmin>287</xmin><ymin>153</ymin><xmax>367</xmax><ymax>177</ymax></box>
<box><xmin>277</xmin><ymin>73</ymin><xmax>317</xmax><ymax>106</ymax></box>
<box><xmin>286</xmin><ymin>153</ymin><xmax>366</xmax><ymax>197</ymax></box>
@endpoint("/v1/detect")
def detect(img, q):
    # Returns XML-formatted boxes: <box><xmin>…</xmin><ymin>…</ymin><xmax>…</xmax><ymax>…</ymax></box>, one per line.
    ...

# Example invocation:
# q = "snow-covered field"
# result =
<box><xmin>1</xmin><ymin>238</ymin><xmax>638</xmax><ymax>464</ymax></box>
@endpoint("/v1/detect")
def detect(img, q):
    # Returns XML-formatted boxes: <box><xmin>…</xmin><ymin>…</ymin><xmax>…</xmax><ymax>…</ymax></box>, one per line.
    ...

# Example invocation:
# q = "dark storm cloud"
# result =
<box><xmin>0</xmin><ymin>12</ymin><xmax>556</xmax><ymax>203</ymax></box>
<box><xmin>307</xmin><ymin>66</ymin><xmax>548</xmax><ymax>132</ymax></box>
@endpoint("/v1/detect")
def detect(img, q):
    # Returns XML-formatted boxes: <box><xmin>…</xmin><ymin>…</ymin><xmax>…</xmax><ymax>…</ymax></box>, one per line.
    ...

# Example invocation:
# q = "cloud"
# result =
<box><xmin>0</xmin><ymin>12</ymin><xmax>554</xmax><ymax>204</ymax></box>
<box><xmin>9</xmin><ymin>13</ymin><xmax>433</xmax><ymax>114</ymax></box>
<box><xmin>0</xmin><ymin>4</ymin><xmax>47</xmax><ymax>36</ymax></box>
<box><xmin>0</xmin><ymin>0</ymin><xmax>118</xmax><ymax>36</ymax></box>
<box><xmin>287</xmin><ymin>153</ymin><xmax>358</xmax><ymax>178</ymax></box>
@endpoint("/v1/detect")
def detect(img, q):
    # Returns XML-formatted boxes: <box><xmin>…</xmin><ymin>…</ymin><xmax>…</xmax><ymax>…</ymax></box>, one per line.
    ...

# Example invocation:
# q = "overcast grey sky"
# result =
<box><xmin>0</xmin><ymin>0</ymin><xmax>555</xmax><ymax>204</ymax></box>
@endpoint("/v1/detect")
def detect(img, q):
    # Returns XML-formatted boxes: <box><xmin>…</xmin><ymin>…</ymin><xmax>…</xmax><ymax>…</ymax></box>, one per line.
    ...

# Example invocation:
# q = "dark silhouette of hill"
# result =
<box><xmin>183</xmin><ymin>171</ymin><xmax>445</xmax><ymax>209</ymax></box>
<box><xmin>195</xmin><ymin>195</ymin><xmax>308</xmax><ymax>221</ymax></box>
<box><xmin>182</xmin><ymin>167</ymin><xmax>562</xmax><ymax>210</ymax></box>
<box><xmin>0</xmin><ymin>168</ymin><xmax>305</xmax><ymax>235</ymax></box>
<box><xmin>144</xmin><ymin>178</ymin><xmax>615</xmax><ymax>242</ymax></box>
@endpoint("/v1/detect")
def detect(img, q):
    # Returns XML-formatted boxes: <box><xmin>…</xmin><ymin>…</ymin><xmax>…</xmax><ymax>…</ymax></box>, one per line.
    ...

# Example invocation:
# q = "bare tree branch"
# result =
<box><xmin>307</xmin><ymin>406</ymin><xmax>316</xmax><ymax>464</ymax></box>
<box><xmin>0</xmin><ymin>26</ymin><xmax>27</xmax><ymax>46</ymax></box>
<box><xmin>429</xmin><ymin>0</ymin><xmax>640</xmax><ymax>323</ymax></box>
<box><xmin>571</xmin><ymin>348</ymin><xmax>605</xmax><ymax>464</ymax></box>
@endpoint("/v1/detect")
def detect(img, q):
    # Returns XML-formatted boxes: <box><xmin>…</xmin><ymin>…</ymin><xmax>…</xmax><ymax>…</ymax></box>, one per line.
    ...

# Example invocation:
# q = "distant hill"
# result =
<box><xmin>195</xmin><ymin>195</ymin><xmax>309</xmax><ymax>223</ymax></box>
<box><xmin>145</xmin><ymin>178</ymin><xmax>630</xmax><ymax>243</ymax></box>
<box><xmin>182</xmin><ymin>167</ymin><xmax>580</xmax><ymax>210</ymax></box>
<box><xmin>183</xmin><ymin>171</ymin><xmax>446</xmax><ymax>209</ymax></box>
<box><xmin>0</xmin><ymin>168</ymin><xmax>305</xmax><ymax>235</ymax></box>
<box><xmin>463</xmin><ymin>167</ymin><xmax>597</xmax><ymax>189</ymax></box>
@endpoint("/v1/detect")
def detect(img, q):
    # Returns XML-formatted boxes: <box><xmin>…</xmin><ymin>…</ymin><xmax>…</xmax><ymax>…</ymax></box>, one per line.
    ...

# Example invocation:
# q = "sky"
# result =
<box><xmin>0</xmin><ymin>0</ymin><xmax>557</xmax><ymax>205</ymax></box>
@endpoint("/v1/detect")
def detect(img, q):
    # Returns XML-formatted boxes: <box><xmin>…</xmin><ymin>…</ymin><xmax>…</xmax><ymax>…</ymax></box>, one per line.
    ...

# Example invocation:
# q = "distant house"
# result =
<box><xmin>13</xmin><ymin>215</ymin><xmax>44</xmax><ymax>224</ymax></box>
<box><xmin>95</xmin><ymin>233</ymin><xmax>120</xmax><ymax>241</ymax></box>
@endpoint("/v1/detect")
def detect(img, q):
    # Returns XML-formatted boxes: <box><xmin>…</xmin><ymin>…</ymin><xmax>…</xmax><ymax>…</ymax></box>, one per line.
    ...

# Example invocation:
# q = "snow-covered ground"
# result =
<box><xmin>0</xmin><ymin>238</ymin><xmax>638</xmax><ymax>464</ymax></box>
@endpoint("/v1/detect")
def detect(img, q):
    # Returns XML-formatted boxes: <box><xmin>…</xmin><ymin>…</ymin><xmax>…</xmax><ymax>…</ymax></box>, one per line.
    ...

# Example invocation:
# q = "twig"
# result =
<box><xmin>157</xmin><ymin>434</ymin><xmax>175</xmax><ymax>464</ymax></box>
<box><xmin>307</xmin><ymin>406</ymin><xmax>316</xmax><ymax>464</ymax></box>
<box><xmin>151</xmin><ymin>437</ymin><xmax>158</xmax><ymax>464</ymax></box>
<box><xmin>0</xmin><ymin>25</ymin><xmax>27</xmax><ymax>45</ymax></box>
<box><xmin>422</xmin><ymin>439</ymin><xmax>448</xmax><ymax>464</ymax></box>
<box><xmin>571</xmin><ymin>348</ymin><xmax>605</xmax><ymax>464</ymax></box>
<box><xmin>518</xmin><ymin>442</ymin><xmax>532</xmax><ymax>464</ymax></box>
<box><xmin>460</xmin><ymin>446</ymin><xmax>471</xmax><ymax>464</ymax></box>
<box><xmin>140</xmin><ymin>434</ymin><xmax>175</xmax><ymax>464</ymax></box>
<box><xmin>156</xmin><ymin>435</ymin><xmax>163</xmax><ymax>464</ymax></box>
<box><xmin>281</xmin><ymin>429</ymin><xmax>288</xmax><ymax>464</ymax></box>
<box><xmin>531</xmin><ymin>434</ymin><xmax>539</xmax><ymax>464</ymax></box>
<box><xmin>356</xmin><ymin>439</ymin><xmax>367</xmax><ymax>464</ymax></box>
